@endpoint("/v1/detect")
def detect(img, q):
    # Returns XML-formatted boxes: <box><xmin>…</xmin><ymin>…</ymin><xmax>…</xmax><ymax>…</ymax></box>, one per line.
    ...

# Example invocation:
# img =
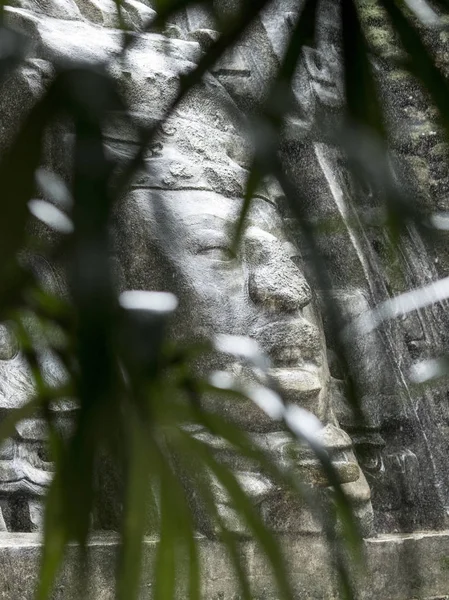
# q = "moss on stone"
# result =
<box><xmin>358</xmin><ymin>0</ymin><xmax>386</xmax><ymax>26</ymax></box>
<box><xmin>407</xmin><ymin>155</ymin><xmax>431</xmax><ymax>187</ymax></box>
<box><xmin>366</xmin><ymin>26</ymin><xmax>403</xmax><ymax>60</ymax></box>
<box><xmin>430</xmin><ymin>142</ymin><xmax>449</xmax><ymax>160</ymax></box>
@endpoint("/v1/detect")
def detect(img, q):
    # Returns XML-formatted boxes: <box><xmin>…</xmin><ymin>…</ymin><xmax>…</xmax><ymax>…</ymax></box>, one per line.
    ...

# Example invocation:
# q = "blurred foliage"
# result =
<box><xmin>0</xmin><ymin>0</ymin><xmax>448</xmax><ymax>599</ymax></box>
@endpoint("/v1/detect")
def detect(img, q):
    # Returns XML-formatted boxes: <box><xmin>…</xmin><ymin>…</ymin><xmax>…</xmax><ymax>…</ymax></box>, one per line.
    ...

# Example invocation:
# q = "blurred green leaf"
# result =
<box><xmin>0</xmin><ymin>94</ymin><xmax>52</xmax><ymax>291</ymax></box>
<box><xmin>182</xmin><ymin>431</ymin><xmax>295</xmax><ymax>600</ymax></box>
<box><xmin>379</xmin><ymin>0</ymin><xmax>449</xmax><ymax>140</ymax></box>
<box><xmin>117</xmin><ymin>411</ymin><xmax>152</xmax><ymax>600</ymax></box>
<box><xmin>342</xmin><ymin>0</ymin><xmax>385</xmax><ymax>136</ymax></box>
<box><xmin>116</xmin><ymin>0</ymin><xmax>272</xmax><ymax>200</ymax></box>
<box><xmin>36</xmin><ymin>476</ymin><xmax>66</xmax><ymax>600</ymax></box>
<box><xmin>181</xmin><ymin>452</ymin><xmax>252</xmax><ymax>600</ymax></box>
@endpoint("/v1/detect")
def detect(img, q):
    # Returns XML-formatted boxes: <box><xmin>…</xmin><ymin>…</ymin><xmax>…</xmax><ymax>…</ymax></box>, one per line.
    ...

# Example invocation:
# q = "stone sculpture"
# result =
<box><xmin>0</xmin><ymin>2</ymin><xmax>449</xmax><ymax>599</ymax></box>
<box><xmin>0</xmin><ymin>0</ymin><xmax>375</xmax><ymax>535</ymax></box>
<box><xmin>220</xmin><ymin>0</ymin><xmax>449</xmax><ymax>533</ymax></box>
<box><xmin>112</xmin><ymin>134</ymin><xmax>373</xmax><ymax>535</ymax></box>
<box><xmin>279</xmin><ymin>5</ymin><xmax>449</xmax><ymax>533</ymax></box>
<box><xmin>109</xmin><ymin>71</ymin><xmax>373</xmax><ymax>534</ymax></box>
<box><xmin>0</xmin><ymin>252</ymin><xmax>70</xmax><ymax>531</ymax></box>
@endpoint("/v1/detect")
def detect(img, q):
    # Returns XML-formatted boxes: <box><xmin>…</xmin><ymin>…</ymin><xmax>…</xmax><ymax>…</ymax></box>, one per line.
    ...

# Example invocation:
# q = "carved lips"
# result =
<box><xmin>252</xmin><ymin>318</ymin><xmax>324</xmax><ymax>408</ymax></box>
<box><xmin>252</xmin><ymin>318</ymin><xmax>323</xmax><ymax>368</ymax></box>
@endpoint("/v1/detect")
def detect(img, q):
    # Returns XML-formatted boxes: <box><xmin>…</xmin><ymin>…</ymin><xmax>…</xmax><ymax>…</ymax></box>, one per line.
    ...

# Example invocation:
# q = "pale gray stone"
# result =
<box><xmin>0</xmin><ymin>0</ymin><xmax>449</xmax><ymax>596</ymax></box>
<box><xmin>0</xmin><ymin>0</ymin><xmax>377</xmax><ymax>540</ymax></box>
<box><xmin>0</xmin><ymin>532</ymin><xmax>446</xmax><ymax>598</ymax></box>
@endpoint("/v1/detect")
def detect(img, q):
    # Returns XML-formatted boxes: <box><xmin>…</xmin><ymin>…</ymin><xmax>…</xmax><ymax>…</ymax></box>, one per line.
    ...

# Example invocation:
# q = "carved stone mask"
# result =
<box><xmin>109</xmin><ymin>64</ymin><xmax>333</xmax><ymax>432</ymax></box>
<box><xmin>0</xmin><ymin>18</ymin><xmax>372</xmax><ymax>534</ymax></box>
<box><xmin>116</xmin><ymin>187</ymin><xmax>331</xmax><ymax>430</ymax></box>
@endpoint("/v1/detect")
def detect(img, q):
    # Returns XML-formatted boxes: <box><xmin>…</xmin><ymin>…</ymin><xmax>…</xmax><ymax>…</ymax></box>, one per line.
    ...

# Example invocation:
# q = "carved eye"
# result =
<box><xmin>283</xmin><ymin>242</ymin><xmax>302</xmax><ymax>268</ymax></box>
<box><xmin>289</xmin><ymin>254</ymin><xmax>303</xmax><ymax>268</ymax></box>
<box><xmin>198</xmin><ymin>247</ymin><xmax>234</xmax><ymax>262</ymax></box>
<box><xmin>0</xmin><ymin>323</ymin><xmax>19</xmax><ymax>361</ymax></box>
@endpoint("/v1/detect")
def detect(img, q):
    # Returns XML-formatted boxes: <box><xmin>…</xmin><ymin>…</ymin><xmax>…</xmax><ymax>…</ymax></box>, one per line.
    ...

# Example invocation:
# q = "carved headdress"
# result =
<box><xmin>80</xmin><ymin>22</ymin><xmax>285</xmax><ymax>203</ymax></box>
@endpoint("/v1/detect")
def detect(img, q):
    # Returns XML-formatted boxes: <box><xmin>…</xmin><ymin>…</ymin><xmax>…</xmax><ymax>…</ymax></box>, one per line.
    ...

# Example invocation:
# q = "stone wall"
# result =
<box><xmin>0</xmin><ymin>532</ymin><xmax>448</xmax><ymax>599</ymax></box>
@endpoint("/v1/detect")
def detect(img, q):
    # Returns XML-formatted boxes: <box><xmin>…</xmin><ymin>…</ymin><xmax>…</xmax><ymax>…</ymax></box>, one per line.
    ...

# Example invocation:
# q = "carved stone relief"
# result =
<box><xmin>0</xmin><ymin>252</ymin><xmax>71</xmax><ymax>531</ymax></box>
<box><xmin>0</xmin><ymin>0</ymin><xmax>377</xmax><ymax>536</ymax></box>
<box><xmin>269</xmin><ymin>3</ymin><xmax>449</xmax><ymax>532</ymax></box>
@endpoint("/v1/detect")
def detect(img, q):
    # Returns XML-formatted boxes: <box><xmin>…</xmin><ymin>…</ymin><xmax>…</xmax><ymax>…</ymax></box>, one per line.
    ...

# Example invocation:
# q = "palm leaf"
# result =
<box><xmin>181</xmin><ymin>430</ymin><xmax>295</xmax><ymax>600</ymax></box>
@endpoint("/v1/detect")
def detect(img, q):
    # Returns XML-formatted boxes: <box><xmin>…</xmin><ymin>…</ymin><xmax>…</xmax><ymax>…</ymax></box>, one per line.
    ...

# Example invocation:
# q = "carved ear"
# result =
<box><xmin>0</xmin><ymin>59</ymin><xmax>52</xmax><ymax>157</ymax></box>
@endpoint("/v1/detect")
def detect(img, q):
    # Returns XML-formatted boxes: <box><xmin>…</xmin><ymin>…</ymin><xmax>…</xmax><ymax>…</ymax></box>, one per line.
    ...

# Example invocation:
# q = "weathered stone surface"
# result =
<box><xmin>1</xmin><ymin>0</ymin><xmax>449</xmax><ymax>596</ymax></box>
<box><xmin>0</xmin><ymin>0</ymin><xmax>376</xmax><ymax>536</ymax></box>
<box><xmin>18</xmin><ymin>0</ymin><xmax>449</xmax><ymax>557</ymax></box>
<box><xmin>0</xmin><ymin>532</ymin><xmax>448</xmax><ymax>599</ymax></box>
<box><xmin>254</xmin><ymin>2</ymin><xmax>449</xmax><ymax>534</ymax></box>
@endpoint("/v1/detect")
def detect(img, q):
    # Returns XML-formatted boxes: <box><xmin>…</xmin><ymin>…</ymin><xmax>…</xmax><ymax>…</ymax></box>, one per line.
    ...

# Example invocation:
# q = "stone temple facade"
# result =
<box><xmin>0</xmin><ymin>0</ymin><xmax>449</xmax><ymax>598</ymax></box>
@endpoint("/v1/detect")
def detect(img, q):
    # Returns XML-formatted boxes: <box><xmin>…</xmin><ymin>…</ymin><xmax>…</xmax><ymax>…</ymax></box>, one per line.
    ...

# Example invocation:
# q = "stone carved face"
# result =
<box><xmin>0</xmin><ymin>6</ymin><xmax>371</xmax><ymax>533</ymax></box>
<box><xmin>115</xmin><ymin>180</ymin><xmax>373</xmax><ymax>534</ymax></box>
<box><xmin>107</xmin><ymin>34</ymin><xmax>372</xmax><ymax>534</ymax></box>
<box><xmin>117</xmin><ymin>188</ymin><xmax>331</xmax><ymax>430</ymax></box>
<box><xmin>107</xmin><ymin>41</ymin><xmax>332</xmax><ymax>430</ymax></box>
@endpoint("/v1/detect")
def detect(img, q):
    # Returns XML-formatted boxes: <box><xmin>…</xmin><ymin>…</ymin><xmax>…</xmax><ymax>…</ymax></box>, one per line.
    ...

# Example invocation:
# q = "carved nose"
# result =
<box><xmin>248</xmin><ymin>258</ymin><xmax>312</xmax><ymax>312</ymax></box>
